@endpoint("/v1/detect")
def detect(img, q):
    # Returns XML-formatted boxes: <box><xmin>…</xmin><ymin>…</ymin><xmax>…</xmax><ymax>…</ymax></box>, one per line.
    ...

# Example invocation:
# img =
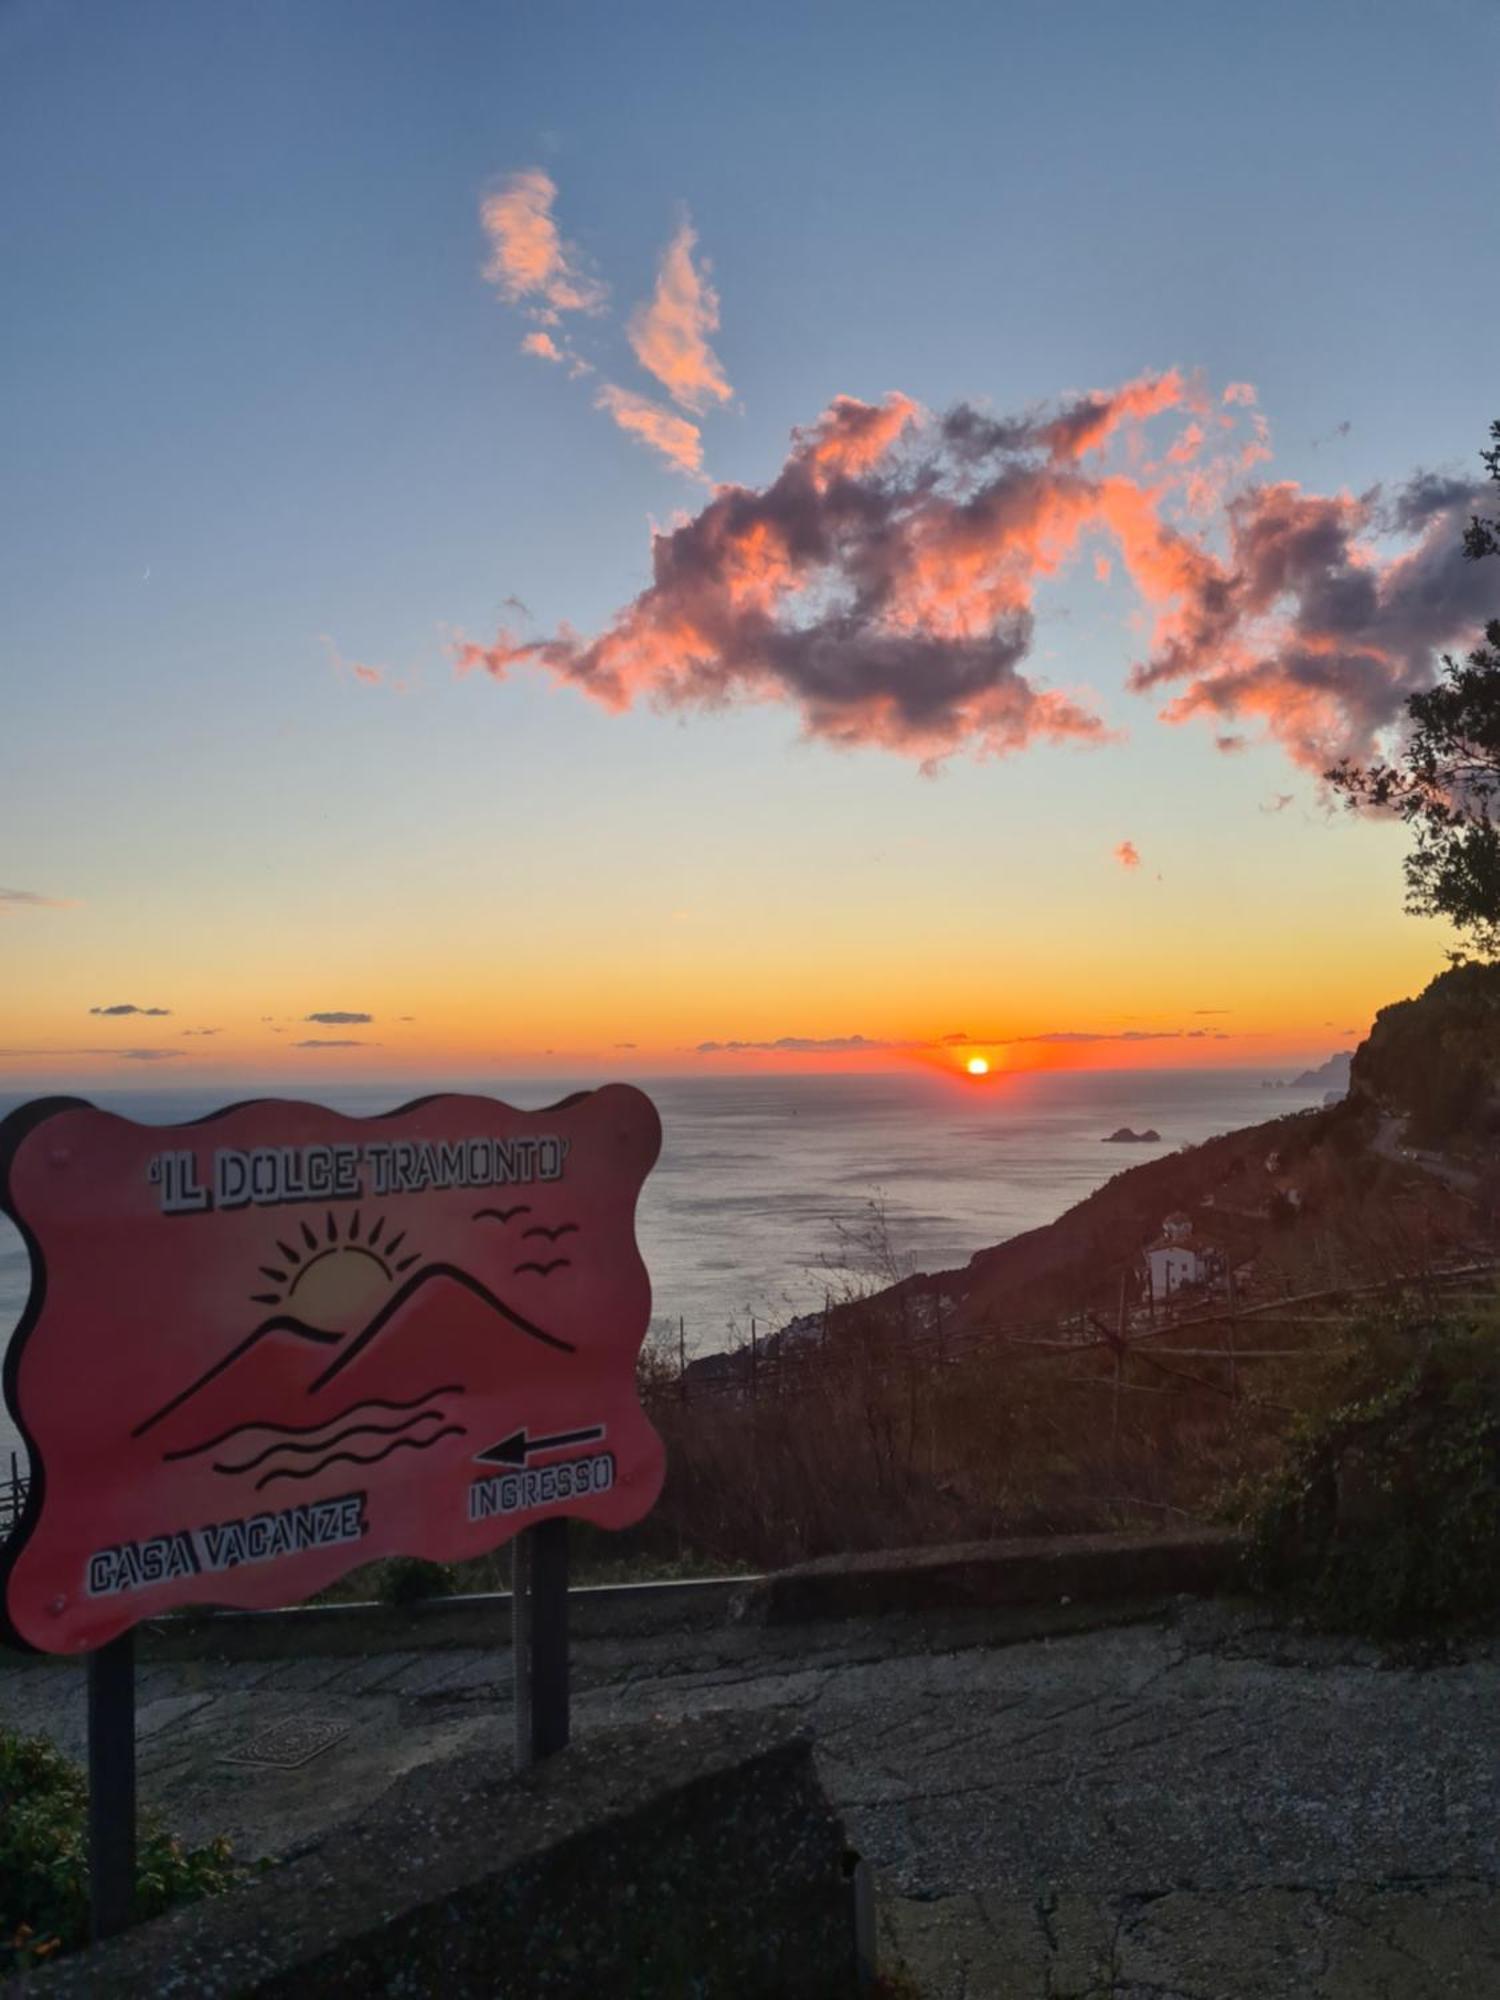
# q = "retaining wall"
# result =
<box><xmin>8</xmin><ymin>1715</ymin><xmax>861</xmax><ymax>2000</ymax></box>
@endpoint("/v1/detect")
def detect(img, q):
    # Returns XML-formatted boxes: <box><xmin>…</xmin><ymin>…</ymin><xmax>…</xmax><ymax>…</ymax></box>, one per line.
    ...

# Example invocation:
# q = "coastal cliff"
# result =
<box><xmin>874</xmin><ymin>966</ymin><xmax>1499</xmax><ymax>1336</ymax></box>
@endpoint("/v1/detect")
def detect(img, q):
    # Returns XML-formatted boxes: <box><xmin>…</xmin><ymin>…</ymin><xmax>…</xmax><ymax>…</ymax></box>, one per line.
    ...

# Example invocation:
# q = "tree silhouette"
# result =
<box><xmin>1328</xmin><ymin>420</ymin><xmax>1500</xmax><ymax>959</ymax></box>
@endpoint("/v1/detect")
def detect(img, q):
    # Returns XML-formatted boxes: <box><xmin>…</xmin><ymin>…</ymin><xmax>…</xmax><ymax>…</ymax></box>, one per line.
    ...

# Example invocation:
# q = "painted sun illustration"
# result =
<box><xmin>248</xmin><ymin>1211</ymin><xmax>421</xmax><ymax>1328</ymax></box>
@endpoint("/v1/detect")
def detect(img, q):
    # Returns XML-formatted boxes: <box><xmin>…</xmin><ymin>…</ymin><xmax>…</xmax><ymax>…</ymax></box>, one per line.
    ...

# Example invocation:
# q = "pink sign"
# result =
<box><xmin>0</xmin><ymin>1086</ymin><xmax>665</xmax><ymax>1653</ymax></box>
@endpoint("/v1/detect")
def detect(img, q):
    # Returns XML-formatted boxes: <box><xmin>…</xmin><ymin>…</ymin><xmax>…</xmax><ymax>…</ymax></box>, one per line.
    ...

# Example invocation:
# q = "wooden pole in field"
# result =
<box><xmin>1111</xmin><ymin>1273</ymin><xmax>1128</xmax><ymax>1486</ymax></box>
<box><xmin>1226</xmin><ymin>1265</ymin><xmax>1239</xmax><ymax>1401</ymax></box>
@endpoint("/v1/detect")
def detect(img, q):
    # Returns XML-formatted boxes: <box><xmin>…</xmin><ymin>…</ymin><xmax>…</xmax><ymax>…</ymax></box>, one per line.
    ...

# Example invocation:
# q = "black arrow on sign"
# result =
<box><xmin>475</xmin><ymin>1425</ymin><xmax>606</xmax><ymax>1468</ymax></box>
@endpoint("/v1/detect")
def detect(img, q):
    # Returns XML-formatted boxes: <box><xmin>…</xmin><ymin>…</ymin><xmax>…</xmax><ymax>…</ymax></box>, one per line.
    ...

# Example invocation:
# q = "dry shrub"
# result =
<box><xmin>642</xmin><ymin>1308</ymin><xmax>1304</xmax><ymax>1571</ymax></box>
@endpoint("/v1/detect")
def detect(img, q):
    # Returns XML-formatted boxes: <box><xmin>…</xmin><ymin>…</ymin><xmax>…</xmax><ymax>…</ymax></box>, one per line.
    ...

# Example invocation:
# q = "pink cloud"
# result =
<box><xmin>628</xmin><ymin>217</ymin><xmax>732</xmax><ymax>413</ymax></box>
<box><xmin>454</xmin><ymin>367</ymin><xmax>1488</xmax><ymax>781</ymax></box>
<box><xmin>479</xmin><ymin>169</ymin><xmax>606</xmax><ymax>317</ymax></box>
<box><xmin>321</xmin><ymin>636</ymin><xmax>388</xmax><ymax>687</ymax></box>
<box><xmin>1239</xmin><ymin>411</ymin><xmax>1273</xmax><ymax>472</ymax></box>
<box><xmin>944</xmin><ymin>371</ymin><xmax>1190</xmax><ymax>467</ymax></box>
<box><xmin>595</xmin><ymin>384</ymin><xmax>704</xmax><ymax>475</ymax></box>
<box><xmin>1114</xmin><ymin>839</ymin><xmax>1142</xmax><ymax>868</ymax></box>
<box><xmin>522</xmin><ymin>330</ymin><xmax>564</xmax><ymax>363</ymax></box>
<box><xmin>1123</xmin><ymin>473</ymin><xmax>1493</xmax><ymax>771</ymax></box>
<box><xmin>1165</xmin><ymin>421</ymin><xmax>1206</xmax><ymax>465</ymax></box>
<box><xmin>1223</xmin><ymin>382</ymin><xmax>1257</xmax><ymax>406</ymax></box>
<box><xmin>455</xmin><ymin>384</ymin><xmax>1160</xmax><ymax>763</ymax></box>
<box><xmin>1044</xmin><ymin>370</ymin><xmax>1193</xmax><ymax>460</ymax></box>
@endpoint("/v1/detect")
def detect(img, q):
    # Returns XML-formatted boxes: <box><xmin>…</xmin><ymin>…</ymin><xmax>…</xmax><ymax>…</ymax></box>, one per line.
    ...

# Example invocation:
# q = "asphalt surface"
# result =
<box><xmin>4</xmin><ymin>1600</ymin><xmax>1498</xmax><ymax>1997</ymax></box>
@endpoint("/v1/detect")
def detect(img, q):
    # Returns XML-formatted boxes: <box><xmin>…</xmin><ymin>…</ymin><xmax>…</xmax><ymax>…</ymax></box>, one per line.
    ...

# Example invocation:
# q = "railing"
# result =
<box><xmin>660</xmin><ymin>1258</ymin><xmax>1500</xmax><ymax>1406</ymax></box>
<box><xmin>0</xmin><ymin>1449</ymin><xmax>28</xmax><ymax>1540</ymax></box>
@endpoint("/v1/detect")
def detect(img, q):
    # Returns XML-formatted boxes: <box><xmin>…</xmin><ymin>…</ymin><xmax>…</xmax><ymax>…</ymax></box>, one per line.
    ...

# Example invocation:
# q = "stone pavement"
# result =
<box><xmin>3</xmin><ymin>1600</ymin><xmax>1498</xmax><ymax>1996</ymax></box>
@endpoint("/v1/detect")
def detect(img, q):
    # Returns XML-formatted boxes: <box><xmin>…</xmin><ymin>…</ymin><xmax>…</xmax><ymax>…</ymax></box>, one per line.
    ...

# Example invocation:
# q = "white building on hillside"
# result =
<box><xmin>1143</xmin><ymin>1212</ymin><xmax>1223</xmax><ymax>1302</ymax></box>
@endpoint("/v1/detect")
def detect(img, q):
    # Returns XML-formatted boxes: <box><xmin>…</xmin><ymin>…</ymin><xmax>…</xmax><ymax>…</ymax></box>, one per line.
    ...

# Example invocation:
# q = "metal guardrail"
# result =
<box><xmin>0</xmin><ymin>1451</ymin><xmax>28</xmax><ymax>1540</ymax></box>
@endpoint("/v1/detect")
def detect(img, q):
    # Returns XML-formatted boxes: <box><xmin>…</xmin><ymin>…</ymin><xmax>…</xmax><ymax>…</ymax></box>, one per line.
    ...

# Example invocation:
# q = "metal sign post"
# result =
<box><xmin>512</xmin><ymin>1517</ymin><xmax>570</xmax><ymax>1769</ymax></box>
<box><xmin>86</xmin><ymin>1631</ymin><xmax>137</xmax><ymax>1941</ymax></box>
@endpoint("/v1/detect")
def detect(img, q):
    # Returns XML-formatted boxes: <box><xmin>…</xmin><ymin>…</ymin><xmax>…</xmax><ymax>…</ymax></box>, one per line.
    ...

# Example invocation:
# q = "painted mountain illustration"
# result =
<box><xmin>136</xmin><ymin>1259</ymin><xmax>585</xmax><ymax>1493</ymax></box>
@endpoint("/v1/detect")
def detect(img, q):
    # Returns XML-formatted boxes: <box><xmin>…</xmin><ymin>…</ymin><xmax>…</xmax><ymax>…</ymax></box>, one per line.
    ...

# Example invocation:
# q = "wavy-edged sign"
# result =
<box><xmin>0</xmin><ymin>1086</ymin><xmax>665</xmax><ymax>1653</ymax></box>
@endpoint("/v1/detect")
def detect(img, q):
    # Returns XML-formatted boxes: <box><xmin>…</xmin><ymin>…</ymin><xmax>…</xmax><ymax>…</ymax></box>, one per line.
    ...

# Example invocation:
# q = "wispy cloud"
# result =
<box><xmin>0</xmin><ymin>1047</ymin><xmax>185</xmax><ymax>1062</ymax></box>
<box><xmin>479</xmin><ymin>168</ymin><xmax>606</xmax><ymax>319</ymax></box>
<box><xmin>1164</xmin><ymin>421</ymin><xmax>1205</xmax><ymax>466</ymax></box>
<box><xmin>696</xmin><ymin>1033</ymin><xmax>917</xmax><ymax>1054</ymax></box>
<box><xmin>1013</xmin><ymin>1028</ymin><xmax>1228</xmax><ymax>1044</ymax></box>
<box><xmin>628</xmin><ymin>216</ymin><xmax>731</xmax><ymax>414</ymax></box>
<box><xmin>295</xmin><ymin>1038</ymin><xmax>378</xmax><ymax>1049</ymax></box>
<box><xmin>321</xmin><ymin>635</ymin><xmax>390</xmax><ymax>687</ymax></box>
<box><xmin>90</xmin><ymin>1003</ymin><xmax>170</xmax><ymax>1017</ymax></box>
<box><xmin>595</xmin><ymin>384</ymin><xmax>703</xmax><ymax>475</ymax></box>
<box><xmin>478</xmin><ymin>175</ymin><xmax>719</xmax><ymax>476</ymax></box>
<box><xmin>180</xmin><ymin>1027</ymin><xmax>221</xmax><ymax>1037</ymax></box>
<box><xmin>304</xmin><ymin>1010</ymin><xmax>373</xmax><ymax>1025</ymax></box>
<box><xmin>1</xmin><ymin>886</ymin><xmax>76</xmax><ymax>913</ymax></box>
<box><xmin>1114</xmin><ymin>839</ymin><xmax>1142</xmax><ymax>869</ymax></box>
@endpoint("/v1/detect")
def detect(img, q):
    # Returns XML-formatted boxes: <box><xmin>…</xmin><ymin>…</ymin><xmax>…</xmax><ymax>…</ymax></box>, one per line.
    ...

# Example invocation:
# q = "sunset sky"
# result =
<box><xmin>3</xmin><ymin>0</ymin><xmax>1497</xmax><ymax>1087</ymax></box>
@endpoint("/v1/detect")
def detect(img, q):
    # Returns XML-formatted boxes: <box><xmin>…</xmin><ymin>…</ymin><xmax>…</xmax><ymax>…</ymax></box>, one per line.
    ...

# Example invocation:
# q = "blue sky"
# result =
<box><xmin>2</xmin><ymin>0</ymin><xmax>1497</xmax><ymax>1082</ymax></box>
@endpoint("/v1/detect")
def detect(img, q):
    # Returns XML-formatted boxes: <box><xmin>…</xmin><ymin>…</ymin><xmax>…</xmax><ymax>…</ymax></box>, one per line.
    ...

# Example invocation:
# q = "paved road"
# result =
<box><xmin>4</xmin><ymin>1601</ymin><xmax>1498</xmax><ymax>1996</ymax></box>
<box><xmin>1371</xmin><ymin>1112</ymin><xmax>1482</xmax><ymax>1199</ymax></box>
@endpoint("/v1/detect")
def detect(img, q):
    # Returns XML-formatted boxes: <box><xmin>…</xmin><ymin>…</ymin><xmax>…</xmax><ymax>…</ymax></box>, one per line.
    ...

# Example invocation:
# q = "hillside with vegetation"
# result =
<box><xmin>1351</xmin><ymin>960</ymin><xmax>1500</xmax><ymax>1149</ymax></box>
<box><xmin>640</xmin><ymin>969</ymin><xmax>1497</xmax><ymax>1578</ymax></box>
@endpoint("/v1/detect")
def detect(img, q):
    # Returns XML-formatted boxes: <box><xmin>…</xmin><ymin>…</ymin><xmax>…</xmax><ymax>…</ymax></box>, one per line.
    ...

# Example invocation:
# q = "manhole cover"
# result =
<box><xmin>222</xmin><ymin>1719</ymin><xmax>350</xmax><ymax>1770</ymax></box>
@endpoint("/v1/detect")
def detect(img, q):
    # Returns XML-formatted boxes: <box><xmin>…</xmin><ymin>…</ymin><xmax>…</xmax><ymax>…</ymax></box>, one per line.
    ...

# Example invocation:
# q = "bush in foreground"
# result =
<box><xmin>1241</xmin><ymin>1312</ymin><xmax>1500</xmax><ymax>1637</ymax></box>
<box><xmin>375</xmin><ymin>1555</ymin><xmax>457</xmax><ymax>1607</ymax></box>
<box><xmin>1</xmin><ymin>1728</ymin><xmax>235</xmax><ymax>1975</ymax></box>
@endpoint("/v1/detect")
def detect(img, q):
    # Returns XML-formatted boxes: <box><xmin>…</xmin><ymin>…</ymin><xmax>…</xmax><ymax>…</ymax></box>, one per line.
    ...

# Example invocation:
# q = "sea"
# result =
<box><xmin>0</xmin><ymin>1067</ymin><xmax>1322</xmax><ymax>1473</ymax></box>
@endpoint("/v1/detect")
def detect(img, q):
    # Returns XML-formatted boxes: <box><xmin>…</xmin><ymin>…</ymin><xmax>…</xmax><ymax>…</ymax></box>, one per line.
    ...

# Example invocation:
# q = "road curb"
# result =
<box><xmin>2</xmin><ymin>1529</ymin><xmax>1246</xmax><ymax>1664</ymax></box>
<box><xmin>749</xmin><ymin>1528</ymin><xmax>1244</xmax><ymax>1625</ymax></box>
<box><xmin>125</xmin><ymin>1572</ymin><xmax>761</xmax><ymax>1661</ymax></box>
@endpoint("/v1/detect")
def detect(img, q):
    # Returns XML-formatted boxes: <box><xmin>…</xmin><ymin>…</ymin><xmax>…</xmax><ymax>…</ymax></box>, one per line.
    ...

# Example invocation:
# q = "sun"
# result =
<box><xmin>248</xmin><ymin>1210</ymin><xmax>421</xmax><ymax>1329</ymax></box>
<box><xmin>966</xmin><ymin>1056</ymin><xmax>990</xmax><ymax>1076</ymax></box>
